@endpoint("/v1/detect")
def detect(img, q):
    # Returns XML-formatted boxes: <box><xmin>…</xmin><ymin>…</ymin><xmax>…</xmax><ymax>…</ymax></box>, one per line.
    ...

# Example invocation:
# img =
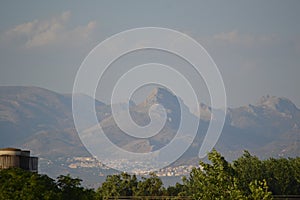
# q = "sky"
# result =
<box><xmin>0</xmin><ymin>1</ymin><xmax>300</xmax><ymax>108</ymax></box>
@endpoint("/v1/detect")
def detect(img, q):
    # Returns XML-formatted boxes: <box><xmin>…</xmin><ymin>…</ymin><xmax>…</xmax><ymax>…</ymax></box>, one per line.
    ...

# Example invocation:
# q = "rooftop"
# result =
<box><xmin>0</xmin><ymin>147</ymin><xmax>21</xmax><ymax>151</ymax></box>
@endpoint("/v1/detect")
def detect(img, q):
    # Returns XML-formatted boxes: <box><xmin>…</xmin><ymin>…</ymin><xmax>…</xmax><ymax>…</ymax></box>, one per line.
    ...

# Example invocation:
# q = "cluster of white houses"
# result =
<box><xmin>0</xmin><ymin>148</ymin><xmax>38</xmax><ymax>172</ymax></box>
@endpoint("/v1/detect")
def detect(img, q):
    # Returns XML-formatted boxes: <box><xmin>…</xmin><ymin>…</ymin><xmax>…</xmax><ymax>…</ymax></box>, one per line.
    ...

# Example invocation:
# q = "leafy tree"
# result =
<box><xmin>98</xmin><ymin>172</ymin><xmax>138</xmax><ymax>199</ymax></box>
<box><xmin>249</xmin><ymin>180</ymin><xmax>272</xmax><ymax>200</ymax></box>
<box><xmin>234</xmin><ymin>151</ymin><xmax>300</xmax><ymax>195</ymax></box>
<box><xmin>98</xmin><ymin>172</ymin><xmax>165</xmax><ymax>199</ymax></box>
<box><xmin>183</xmin><ymin>149</ymin><xmax>273</xmax><ymax>199</ymax></box>
<box><xmin>183</xmin><ymin>149</ymin><xmax>244</xmax><ymax>199</ymax></box>
<box><xmin>57</xmin><ymin>174</ymin><xmax>95</xmax><ymax>200</ymax></box>
<box><xmin>165</xmin><ymin>182</ymin><xmax>184</xmax><ymax>197</ymax></box>
<box><xmin>135</xmin><ymin>172</ymin><xmax>164</xmax><ymax>197</ymax></box>
<box><xmin>264</xmin><ymin>157</ymin><xmax>299</xmax><ymax>195</ymax></box>
<box><xmin>0</xmin><ymin>168</ymin><xmax>60</xmax><ymax>200</ymax></box>
<box><xmin>291</xmin><ymin>157</ymin><xmax>300</xmax><ymax>184</ymax></box>
<box><xmin>233</xmin><ymin>150</ymin><xmax>266</xmax><ymax>194</ymax></box>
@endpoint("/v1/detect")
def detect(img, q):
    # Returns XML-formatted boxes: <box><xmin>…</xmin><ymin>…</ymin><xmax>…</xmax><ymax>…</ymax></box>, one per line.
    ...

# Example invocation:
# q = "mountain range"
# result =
<box><xmin>0</xmin><ymin>86</ymin><xmax>299</xmax><ymax>184</ymax></box>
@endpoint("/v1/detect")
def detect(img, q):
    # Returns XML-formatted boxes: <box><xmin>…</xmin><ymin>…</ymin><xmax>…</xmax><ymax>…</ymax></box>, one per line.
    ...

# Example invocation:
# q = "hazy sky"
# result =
<box><xmin>0</xmin><ymin>1</ymin><xmax>300</xmax><ymax>108</ymax></box>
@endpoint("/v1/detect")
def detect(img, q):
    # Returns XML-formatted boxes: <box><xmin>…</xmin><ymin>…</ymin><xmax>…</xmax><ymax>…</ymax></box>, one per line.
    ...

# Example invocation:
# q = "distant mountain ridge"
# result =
<box><xmin>0</xmin><ymin>86</ymin><xmax>299</xmax><ymax>180</ymax></box>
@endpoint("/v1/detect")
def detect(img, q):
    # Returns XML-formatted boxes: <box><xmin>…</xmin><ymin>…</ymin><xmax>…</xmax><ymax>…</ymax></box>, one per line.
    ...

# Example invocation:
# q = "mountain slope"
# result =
<box><xmin>0</xmin><ymin>86</ymin><xmax>299</xmax><ymax>177</ymax></box>
<box><xmin>225</xmin><ymin>95</ymin><xmax>300</xmax><ymax>158</ymax></box>
<box><xmin>0</xmin><ymin>86</ymin><xmax>72</xmax><ymax>147</ymax></box>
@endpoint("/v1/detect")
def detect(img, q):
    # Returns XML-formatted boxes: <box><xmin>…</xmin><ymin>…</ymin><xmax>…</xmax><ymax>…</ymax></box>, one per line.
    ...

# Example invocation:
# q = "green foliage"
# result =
<box><xmin>183</xmin><ymin>149</ymin><xmax>247</xmax><ymax>199</ymax></box>
<box><xmin>234</xmin><ymin>151</ymin><xmax>300</xmax><ymax>195</ymax></box>
<box><xmin>249</xmin><ymin>180</ymin><xmax>272</xmax><ymax>200</ymax></box>
<box><xmin>57</xmin><ymin>174</ymin><xmax>95</xmax><ymax>200</ymax></box>
<box><xmin>135</xmin><ymin>172</ymin><xmax>164</xmax><ymax>197</ymax></box>
<box><xmin>165</xmin><ymin>182</ymin><xmax>184</xmax><ymax>197</ymax></box>
<box><xmin>0</xmin><ymin>151</ymin><xmax>299</xmax><ymax>199</ymax></box>
<box><xmin>291</xmin><ymin>157</ymin><xmax>300</xmax><ymax>183</ymax></box>
<box><xmin>233</xmin><ymin>150</ymin><xmax>266</xmax><ymax>194</ymax></box>
<box><xmin>98</xmin><ymin>172</ymin><xmax>164</xmax><ymax>199</ymax></box>
<box><xmin>0</xmin><ymin>168</ymin><xmax>60</xmax><ymax>200</ymax></box>
<box><xmin>99</xmin><ymin>172</ymin><xmax>138</xmax><ymax>199</ymax></box>
<box><xmin>0</xmin><ymin>168</ymin><xmax>95</xmax><ymax>200</ymax></box>
<box><xmin>264</xmin><ymin>157</ymin><xmax>300</xmax><ymax>195</ymax></box>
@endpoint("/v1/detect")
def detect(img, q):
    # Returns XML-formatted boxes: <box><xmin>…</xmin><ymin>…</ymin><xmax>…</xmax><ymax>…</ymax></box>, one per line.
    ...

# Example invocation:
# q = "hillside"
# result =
<box><xmin>0</xmin><ymin>86</ymin><xmax>299</xmax><ymax>184</ymax></box>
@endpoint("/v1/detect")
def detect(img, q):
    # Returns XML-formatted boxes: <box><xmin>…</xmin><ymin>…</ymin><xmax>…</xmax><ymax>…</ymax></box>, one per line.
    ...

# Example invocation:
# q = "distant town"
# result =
<box><xmin>64</xmin><ymin>156</ymin><xmax>197</xmax><ymax>177</ymax></box>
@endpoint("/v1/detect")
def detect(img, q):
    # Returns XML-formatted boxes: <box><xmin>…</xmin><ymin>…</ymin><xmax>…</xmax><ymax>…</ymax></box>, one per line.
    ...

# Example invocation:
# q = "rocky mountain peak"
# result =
<box><xmin>143</xmin><ymin>87</ymin><xmax>178</xmax><ymax>108</ymax></box>
<box><xmin>193</xmin><ymin>103</ymin><xmax>212</xmax><ymax>120</ymax></box>
<box><xmin>256</xmin><ymin>95</ymin><xmax>298</xmax><ymax>113</ymax></box>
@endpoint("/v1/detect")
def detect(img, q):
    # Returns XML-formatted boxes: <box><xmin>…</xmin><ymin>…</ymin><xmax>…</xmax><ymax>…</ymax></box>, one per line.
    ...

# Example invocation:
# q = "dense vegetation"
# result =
<box><xmin>0</xmin><ymin>150</ymin><xmax>299</xmax><ymax>199</ymax></box>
